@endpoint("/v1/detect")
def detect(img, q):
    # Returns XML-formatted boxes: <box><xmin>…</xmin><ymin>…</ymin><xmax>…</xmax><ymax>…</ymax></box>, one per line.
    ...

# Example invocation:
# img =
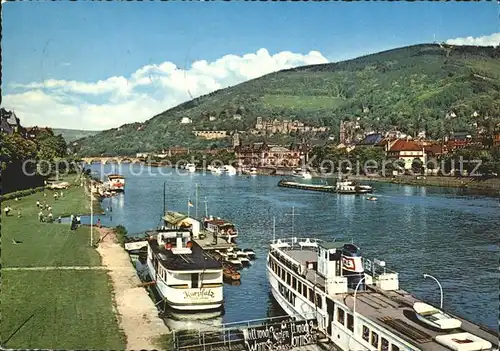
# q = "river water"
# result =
<box><xmin>86</xmin><ymin>164</ymin><xmax>498</xmax><ymax>330</ymax></box>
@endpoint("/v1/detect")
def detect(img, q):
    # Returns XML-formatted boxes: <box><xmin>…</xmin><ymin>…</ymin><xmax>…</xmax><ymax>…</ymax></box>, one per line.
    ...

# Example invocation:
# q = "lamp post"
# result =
<box><xmin>353</xmin><ymin>276</ymin><xmax>366</xmax><ymax>316</ymax></box>
<box><xmin>90</xmin><ymin>178</ymin><xmax>93</xmax><ymax>247</ymax></box>
<box><xmin>423</xmin><ymin>273</ymin><xmax>443</xmax><ymax>309</ymax></box>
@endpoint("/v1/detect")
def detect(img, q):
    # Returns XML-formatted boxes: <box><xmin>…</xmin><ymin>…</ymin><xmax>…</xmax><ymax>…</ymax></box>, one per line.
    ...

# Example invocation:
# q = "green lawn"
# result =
<box><xmin>0</xmin><ymin>270</ymin><xmax>125</xmax><ymax>349</ymax></box>
<box><xmin>1</xmin><ymin>183</ymin><xmax>126</xmax><ymax>349</ymax></box>
<box><xmin>2</xmin><ymin>185</ymin><xmax>101</xmax><ymax>267</ymax></box>
<box><xmin>261</xmin><ymin>94</ymin><xmax>344</xmax><ymax>111</ymax></box>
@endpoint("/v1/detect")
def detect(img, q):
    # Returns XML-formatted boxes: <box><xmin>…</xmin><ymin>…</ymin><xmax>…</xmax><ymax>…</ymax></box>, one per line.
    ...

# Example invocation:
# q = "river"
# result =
<box><xmin>85</xmin><ymin>164</ymin><xmax>498</xmax><ymax>330</ymax></box>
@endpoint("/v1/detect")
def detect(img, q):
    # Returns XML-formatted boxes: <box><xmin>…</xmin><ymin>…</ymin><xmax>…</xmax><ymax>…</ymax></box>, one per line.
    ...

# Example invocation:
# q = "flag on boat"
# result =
<box><xmin>188</xmin><ymin>200</ymin><xmax>194</xmax><ymax>207</ymax></box>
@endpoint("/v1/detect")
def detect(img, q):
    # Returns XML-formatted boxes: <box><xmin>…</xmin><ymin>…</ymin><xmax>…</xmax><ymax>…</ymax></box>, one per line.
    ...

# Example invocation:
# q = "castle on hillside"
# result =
<box><xmin>253</xmin><ymin>117</ymin><xmax>328</xmax><ymax>135</ymax></box>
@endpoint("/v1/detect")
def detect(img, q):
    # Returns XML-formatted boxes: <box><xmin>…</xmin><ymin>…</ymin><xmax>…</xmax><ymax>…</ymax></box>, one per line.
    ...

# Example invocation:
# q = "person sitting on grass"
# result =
<box><xmin>4</xmin><ymin>206</ymin><xmax>11</xmax><ymax>216</ymax></box>
<box><xmin>48</xmin><ymin>212</ymin><xmax>54</xmax><ymax>223</ymax></box>
<box><xmin>48</xmin><ymin>206</ymin><xmax>52</xmax><ymax>212</ymax></box>
<box><xmin>54</xmin><ymin>193</ymin><xmax>58</xmax><ymax>200</ymax></box>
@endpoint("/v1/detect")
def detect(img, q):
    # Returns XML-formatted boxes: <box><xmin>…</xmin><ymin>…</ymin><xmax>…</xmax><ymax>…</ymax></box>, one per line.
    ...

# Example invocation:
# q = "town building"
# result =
<box><xmin>25</xmin><ymin>126</ymin><xmax>53</xmax><ymax>140</ymax></box>
<box><xmin>1</xmin><ymin>108</ymin><xmax>23</xmax><ymax>135</ymax></box>
<box><xmin>180</xmin><ymin>117</ymin><xmax>192</xmax><ymax>124</ymax></box>
<box><xmin>235</xmin><ymin>142</ymin><xmax>306</xmax><ymax>168</ymax></box>
<box><xmin>385</xmin><ymin>139</ymin><xmax>426</xmax><ymax>170</ymax></box>
<box><xmin>193</xmin><ymin>130</ymin><xmax>228</xmax><ymax>140</ymax></box>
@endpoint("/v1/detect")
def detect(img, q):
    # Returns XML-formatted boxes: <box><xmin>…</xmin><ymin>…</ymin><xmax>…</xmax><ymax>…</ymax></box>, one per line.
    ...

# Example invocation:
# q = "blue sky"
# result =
<box><xmin>3</xmin><ymin>2</ymin><xmax>499</xmax><ymax>129</ymax></box>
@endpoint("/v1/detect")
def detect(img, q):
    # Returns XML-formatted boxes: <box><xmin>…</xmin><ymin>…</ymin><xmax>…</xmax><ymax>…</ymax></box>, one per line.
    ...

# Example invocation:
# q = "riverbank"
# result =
<box><xmin>1</xmin><ymin>181</ymin><xmax>125</xmax><ymax>349</ymax></box>
<box><xmin>95</xmin><ymin>227</ymin><xmax>170</xmax><ymax>349</ymax></box>
<box><xmin>349</xmin><ymin>175</ymin><xmax>500</xmax><ymax>194</ymax></box>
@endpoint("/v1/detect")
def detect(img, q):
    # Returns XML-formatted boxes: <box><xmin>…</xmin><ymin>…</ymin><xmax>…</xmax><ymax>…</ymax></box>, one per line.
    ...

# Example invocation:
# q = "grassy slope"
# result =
<box><xmin>75</xmin><ymin>44</ymin><xmax>500</xmax><ymax>155</ymax></box>
<box><xmin>1</xmin><ymin>184</ymin><xmax>126</xmax><ymax>349</ymax></box>
<box><xmin>2</xmin><ymin>185</ymin><xmax>101</xmax><ymax>267</ymax></box>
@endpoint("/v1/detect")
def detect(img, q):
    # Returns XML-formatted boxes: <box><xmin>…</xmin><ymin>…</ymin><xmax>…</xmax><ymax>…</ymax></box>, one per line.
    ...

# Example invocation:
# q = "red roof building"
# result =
<box><xmin>386</xmin><ymin>139</ymin><xmax>426</xmax><ymax>170</ymax></box>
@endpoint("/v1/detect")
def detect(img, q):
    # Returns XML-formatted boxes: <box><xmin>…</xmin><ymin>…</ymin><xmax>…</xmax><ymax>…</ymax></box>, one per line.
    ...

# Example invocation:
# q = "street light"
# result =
<box><xmin>423</xmin><ymin>274</ymin><xmax>443</xmax><ymax>309</ymax></box>
<box><xmin>353</xmin><ymin>276</ymin><xmax>366</xmax><ymax>316</ymax></box>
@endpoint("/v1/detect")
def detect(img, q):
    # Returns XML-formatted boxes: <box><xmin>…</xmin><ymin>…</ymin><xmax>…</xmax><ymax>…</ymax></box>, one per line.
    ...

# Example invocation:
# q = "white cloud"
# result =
<box><xmin>446</xmin><ymin>32</ymin><xmax>500</xmax><ymax>47</ymax></box>
<box><xmin>3</xmin><ymin>48</ymin><xmax>328</xmax><ymax>130</ymax></box>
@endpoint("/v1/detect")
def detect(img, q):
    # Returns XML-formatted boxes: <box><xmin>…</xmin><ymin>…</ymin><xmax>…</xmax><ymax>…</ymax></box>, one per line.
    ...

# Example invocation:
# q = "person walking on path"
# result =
<box><xmin>38</xmin><ymin>211</ymin><xmax>44</xmax><ymax>222</ymax></box>
<box><xmin>60</xmin><ymin>191</ymin><xmax>64</xmax><ymax>198</ymax></box>
<box><xmin>97</xmin><ymin>218</ymin><xmax>102</xmax><ymax>228</ymax></box>
<box><xmin>4</xmin><ymin>206</ymin><xmax>11</xmax><ymax>216</ymax></box>
<box><xmin>54</xmin><ymin>193</ymin><xmax>58</xmax><ymax>200</ymax></box>
<box><xmin>58</xmin><ymin>216</ymin><xmax>62</xmax><ymax>223</ymax></box>
<box><xmin>36</xmin><ymin>200</ymin><xmax>40</xmax><ymax>208</ymax></box>
<box><xmin>48</xmin><ymin>206</ymin><xmax>52</xmax><ymax>213</ymax></box>
<box><xmin>48</xmin><ymin>212</ymin><xmax>53</xmax><ymax>222</ymax></box>
<box><xmin>17</xmin><ymin>209</ymin><xmax>22</xmax><ymax>218</ymax></box>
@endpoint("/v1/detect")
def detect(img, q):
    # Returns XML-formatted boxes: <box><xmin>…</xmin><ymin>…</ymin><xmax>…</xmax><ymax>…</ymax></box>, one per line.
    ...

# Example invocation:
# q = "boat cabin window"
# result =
<box><xmin>286</xmin><ymin>272</ymin><xmax>291</xmax><ymax>285</ymax></box>
<box><xmin>391</xmin><ymin>344</ymin><xmax>400</xmax><ymax>351</ymax></box>
<box><xmin>336</xmin><ymin>307</ymin><xmax>345</xmax><ymax>325</ymax></box>
<box><xmin>297</xmin><ymin>281</ymin><xmax>302</xmax><ymax>294</ymax></box>
<box><xmin>292</xmin><ymin>276</ymin><xmax>297</xmax><ymax>290</ymax></box>
<box><xmin>362</xmin><ymin>326</ymin><xmax>369</xmax><ymax>342</ymax></box>
<box><xmin>309</xmin><ymin>288</ymin><xmax>314</xmax><ymax>303</ymax></box>
<box><xmin>371</xmin><ymin>331</ymin><xmax>379</xmax><ymax>348</ymax></box>
<box><xmin>302</xmin><ymin>283</ymin><xmax>307</xmax><ymax>297</ymax></box>
<box><xmin>381</xmin><ymin>338</ymin><xmax>389</xmax><ymax>351</ymax></box>
<box><xmin>347</xmin><ymin>313</ymin><xmax>354</xmax><ymax>332</ymax></box>
<box><xmin>315</xmin><ymin>293</ymin><xmax>322</xmax><ymax>308</ymax></box>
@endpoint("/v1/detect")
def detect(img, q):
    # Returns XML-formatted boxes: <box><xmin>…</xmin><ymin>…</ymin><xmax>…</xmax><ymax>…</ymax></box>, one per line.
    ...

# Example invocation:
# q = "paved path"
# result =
<box><xmin>96</xmin><ymin>227</ymin><xmax>170</xmax><ymax>350</ymax></box>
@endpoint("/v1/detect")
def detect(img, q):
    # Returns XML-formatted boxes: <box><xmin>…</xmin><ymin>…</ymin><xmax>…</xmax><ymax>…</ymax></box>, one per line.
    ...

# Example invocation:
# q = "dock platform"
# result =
<box><xmin>193</xmin><ymin>233</ymin><xmax>236</xmax><ymax>251</ymax></box>
<box><xmin>278</xmin><ymin>180</ymin><xmax>335</xmax><ymax>193</ymax></box>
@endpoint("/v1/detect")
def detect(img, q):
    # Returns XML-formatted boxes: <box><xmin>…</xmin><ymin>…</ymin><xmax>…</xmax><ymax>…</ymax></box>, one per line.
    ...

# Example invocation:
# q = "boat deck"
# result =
<box><xmin>335</xmin><ymin>287</ymin><xmax>497</xmax><ymax>351</ymax></box>
<box><xmin>281</xmin><ymin>249</ymin><xmax>497</xmax><ymax>351</ymax></box>
<box><xmin>194</xmin><ymin>234</ymin><xmax>236</xmax><ymax>251</ymax></box>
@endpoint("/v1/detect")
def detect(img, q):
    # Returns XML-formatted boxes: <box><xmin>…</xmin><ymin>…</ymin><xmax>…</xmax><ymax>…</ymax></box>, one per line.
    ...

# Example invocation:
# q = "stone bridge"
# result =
<box><xmin>80</xmin><ymin>156</ymin><xmax>143</xmax><ymax>165</ymax></box>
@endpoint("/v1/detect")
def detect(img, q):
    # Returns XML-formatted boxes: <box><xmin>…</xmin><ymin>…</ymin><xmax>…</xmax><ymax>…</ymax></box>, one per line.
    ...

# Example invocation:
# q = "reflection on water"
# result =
<box><xmin>88</xmin><ymin>164</ymin><xmax>498</xmax><ymax>330</ymax></box>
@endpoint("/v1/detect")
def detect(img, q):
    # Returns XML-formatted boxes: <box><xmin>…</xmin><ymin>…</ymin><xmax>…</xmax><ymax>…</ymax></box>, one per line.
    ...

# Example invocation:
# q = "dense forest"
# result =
<box><xmin>73</xmin><ymin>44</ymin><xmax>500</xmax><ymax>156</ymax></box>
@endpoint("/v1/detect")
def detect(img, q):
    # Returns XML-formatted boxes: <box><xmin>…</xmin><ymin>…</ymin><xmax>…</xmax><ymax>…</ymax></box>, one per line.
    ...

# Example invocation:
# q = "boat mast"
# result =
<box><xmin>163</xmin><ymin>181</ymin><xmax>166</xmax><ymax>216</ymax></box>
<box><xmin>195</xmin><ymin>183</ymin><xmax>199</xmax><ymax>219</ymax></box>
<box><xmin>272</xmin><ymin>216</ymin><xmax>276</xmax><ymax>242</ymax></box>
<box><xmin>285</xmin><ymin>206</ymin><xmax>300</xmax><ymax>234</ymax></box>
<box><xmin>204</xmin><ymin>197</ymin><xmax>208</xmax><ymax>218</ymax></box>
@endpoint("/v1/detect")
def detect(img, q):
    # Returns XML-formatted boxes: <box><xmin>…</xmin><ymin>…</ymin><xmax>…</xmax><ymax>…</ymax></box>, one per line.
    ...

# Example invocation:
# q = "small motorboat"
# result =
<box><xmin>223</xmin><ymin>267</ymin><xmax>241</xmax><ymax>282</ymax></box>
<box><xmin>243</xmin><ymin>248</ymin><xmax>256</xmax><ymax>259</ymax></box>
<box><xmin>413</xmin><ymin>302</ymin><xmax>462</xmax><ymax>330</ymax></box>
<box><xmin>367</xmin><ymin>196</ymin><xmax>378</xmax><ymax>201</ymax></box>
<box><xmin>239</xmin><ymin>257</ymin><xmax>251</xmax><ymax>267</ymax></box>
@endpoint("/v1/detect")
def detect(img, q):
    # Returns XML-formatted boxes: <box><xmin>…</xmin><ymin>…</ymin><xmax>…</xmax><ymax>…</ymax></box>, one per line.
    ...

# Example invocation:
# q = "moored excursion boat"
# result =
<box><xmin>202</xmin><ymin>216</ymin><xmax>239</xmax><ymax>243</ymax></box>
<box><xmin>292</xmin><ymin>167</ymin><xmax>313</xmax><ymax>179</ymax></box>
<box><xmin>185</xmin><ymin>163</ymin><xmax>196</xmax><ymax>173</ymax></box>
<box><xmin>266</xmin><ymin>236</ymin><xmax>496</xmax><ymax>351</ymax></box>
<box><xmin>146</xmin><ymin>228</ymin><xmax>224</xmax><ymax>311</ymax></box>
<box><xmin>107</xmin><ymin>174</ymin><xmax>125</xmax><ymax>192</ymax></box>
<box><xmin>335</xmin><ymin>178</ymin><xmax>372</xmax><ymax>194</ymax></box>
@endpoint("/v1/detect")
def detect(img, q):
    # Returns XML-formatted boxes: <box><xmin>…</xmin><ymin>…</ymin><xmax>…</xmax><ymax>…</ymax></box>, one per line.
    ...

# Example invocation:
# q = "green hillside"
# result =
<box><xmin>53</xmin><ymin>129</ymin><xmax>101</xmax><ymax>143</ymax></box>
<box><xmin>74</xmin><ymin>44</ymin><xmax>500</xmax><ymax>156</ymax></box>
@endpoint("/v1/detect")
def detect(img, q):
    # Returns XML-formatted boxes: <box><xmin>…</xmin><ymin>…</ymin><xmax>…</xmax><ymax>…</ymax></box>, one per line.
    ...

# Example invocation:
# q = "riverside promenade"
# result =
<box><xmin>96</xmin><ymin>227</ymin><xmax>170</xmax><ymax>349</ymax></box>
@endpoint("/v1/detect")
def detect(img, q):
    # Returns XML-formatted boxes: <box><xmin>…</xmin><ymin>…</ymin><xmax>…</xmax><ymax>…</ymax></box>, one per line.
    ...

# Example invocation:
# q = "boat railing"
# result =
<box><xmin>363</xmin><ymin>257</ymin><xmax>398</xmax><ymax>277</ymax></box>
<box><xmin>270</xmin><ymin>237</ymin><xmax>324</xmax><ymax>249</ymax></box>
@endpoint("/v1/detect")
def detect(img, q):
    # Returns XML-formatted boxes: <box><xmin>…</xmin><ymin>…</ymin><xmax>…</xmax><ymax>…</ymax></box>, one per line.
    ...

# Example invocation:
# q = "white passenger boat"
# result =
<box><xmin>185</xmin><ymin>163</ymin><xmax>196</xmax><ymax>173</ymax></box>
<box><xmin>292</xmin><ymin>168</ymin><xmax>312</xmax><ymax>179</ymax></box>
<box><xmin>107</xmin><ymin>174</ymin><xmax>125</xmax><ymax>192</ymax></box>
<box><xmin>223</xmin><ymin>165</ymin><xmax>237</xmax><ymax>175</ymax></box>
<box><xmin>146</xmin><ymin>228</ymin><xmax>224</xmax><ymax>311</ymax></box>
<box><xmin>266</xmin><ymin>236</ymin><xmax>496</xmax><ymax>351</ymax></box>
<box><xmin>335</xmin><ymin>179</ymin><xmax>372</xmax><ymax>194</ymax></box>
<box><xmin>249</xmin><ymin>167</ymin><xmax>258</xmax><ymax>176</ymax></box>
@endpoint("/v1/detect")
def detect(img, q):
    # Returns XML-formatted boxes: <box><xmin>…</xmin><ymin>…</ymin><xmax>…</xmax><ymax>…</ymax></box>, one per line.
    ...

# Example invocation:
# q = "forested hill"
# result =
<box><xmin>74</xmin><ymin>44</ymin><xmax>500</xmax><ymax>156</ymax></box>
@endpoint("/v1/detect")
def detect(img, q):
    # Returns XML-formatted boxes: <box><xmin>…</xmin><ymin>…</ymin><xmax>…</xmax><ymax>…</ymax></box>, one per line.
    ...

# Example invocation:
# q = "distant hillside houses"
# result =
<box><xmin>235</xmin><ymin>142</ymin><xmax>309</xmax><ymax>168</ymax></box>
